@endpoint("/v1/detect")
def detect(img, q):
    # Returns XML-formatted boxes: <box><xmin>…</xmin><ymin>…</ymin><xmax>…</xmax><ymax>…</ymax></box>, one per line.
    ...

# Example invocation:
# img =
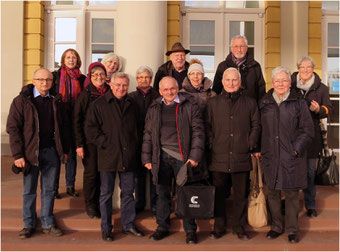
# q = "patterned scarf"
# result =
<box><xmin>232</xmin><ymin>54</ymin><xmax>247</xmax><ymax>67</ymax></box>
<box><xmin>59</xmin><ymin>66</ymin><xmax>82</xmax><ymax>102</ymax></box>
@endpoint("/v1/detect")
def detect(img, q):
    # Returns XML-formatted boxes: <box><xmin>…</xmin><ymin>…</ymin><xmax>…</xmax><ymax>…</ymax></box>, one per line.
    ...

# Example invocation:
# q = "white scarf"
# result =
<box><xmin>296</xmin><ymin>73</ymin><xmax>315</xmax><ymax>91</ymax></box>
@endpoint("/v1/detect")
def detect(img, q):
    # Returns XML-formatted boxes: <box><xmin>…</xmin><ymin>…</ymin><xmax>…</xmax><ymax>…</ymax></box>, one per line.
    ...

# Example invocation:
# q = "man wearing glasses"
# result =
<box><xmin>7</xmin><ymin>68</ymin><xmax>70</xmax><ymax>239</ymax></box>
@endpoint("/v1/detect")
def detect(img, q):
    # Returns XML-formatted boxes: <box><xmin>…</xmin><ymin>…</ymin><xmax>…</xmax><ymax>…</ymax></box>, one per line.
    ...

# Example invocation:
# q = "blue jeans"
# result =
<box><xmin>55</xmin><ymin>146</ymin><xmax>77</xmax><ymax>190</ymax></box>
<box><xmin>100</xmin><ymin>171</ymin><xmax>136</xmax><ymax>232</ymax></box>
<box><xmin>23</xmin><ymin>146</ymin><xmax>59</xmax><ymax>229</ymax></box>
<box><xmin>303</xmin><ymin>158</ymin><xmax>318</xmax><ymax>209</ymax></box>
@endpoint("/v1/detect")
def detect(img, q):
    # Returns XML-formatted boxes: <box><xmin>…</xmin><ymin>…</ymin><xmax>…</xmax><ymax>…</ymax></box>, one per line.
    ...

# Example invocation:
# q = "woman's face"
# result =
<box><xmin>64</xmin><ymin>51</ymin><xmax>78</xmax><ymax>69</ymax></box>
<box><xmin>91</xmin><ymin>68</ymin><xmax>106</xmax><ymax>88</ymax></box>
<box><xmin>298</xmin><ymin>60</ymin><xmax>314</xmax><ymax>84</ymax></box>
<box><xmin>272</xmin><ymin>71</ymin><xmax>291</xmax><ymax>98</ymax></box>
<box><xmin>104</xmin><ymin>58</ymin><xmax>119</xmax><ymax>75</ymax></box>
<box><xmin>188</xmin><ymin>70</ymin><xmax>204</xmax><ymax>89</ymax></box>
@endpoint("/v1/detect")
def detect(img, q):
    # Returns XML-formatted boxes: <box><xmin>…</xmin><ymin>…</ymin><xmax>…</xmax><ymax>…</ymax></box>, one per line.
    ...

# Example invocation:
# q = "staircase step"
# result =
<box><xmin>1</xmin><ymin>230</ymin><xmax>338</xmax><ymax>251</ymax></box>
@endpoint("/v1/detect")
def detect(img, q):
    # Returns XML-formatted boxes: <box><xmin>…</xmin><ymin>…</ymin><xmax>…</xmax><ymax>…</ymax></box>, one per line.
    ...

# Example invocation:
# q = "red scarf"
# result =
<box><xmin>59</xmin><ymin>66</ymin><xmax>82</xmax><ymax>102</ymax></box>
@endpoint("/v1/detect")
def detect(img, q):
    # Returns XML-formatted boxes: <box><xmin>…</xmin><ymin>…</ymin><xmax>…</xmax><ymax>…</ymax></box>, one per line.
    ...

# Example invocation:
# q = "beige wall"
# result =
<box><xmin>1</xmin><ymin>1</ymin><xmax>24</xmax><ymax>155</ymax></box>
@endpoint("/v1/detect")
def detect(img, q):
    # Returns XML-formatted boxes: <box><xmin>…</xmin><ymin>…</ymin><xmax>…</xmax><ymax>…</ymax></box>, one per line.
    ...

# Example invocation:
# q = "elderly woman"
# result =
<box><xmin>102</xmin><ymin>52</ymin><xmax>122</xmax><ymax>83</ymax></box>
<box><xmin>259</xmin><ymin>66</ymin><xmax>314</xmax><ymax>243</ymax></box>
<box><xmin>180</xmin><ymin>59</ymin><xmax>216</xmax><ymax>112</ymax></box>
<box><xmin>291</xmin><ymin>56</ymin><xmax>332</xmax><ymax>218</ymax></box>
<box><xmin>74</xmin><ymin>62</ymin><xmax>110</xmax><ymax>218</ymax></box>
<box><xmin>129</xmin><ymin>66</ymin><xmax>159</xmax><ymax>216</ymax></box>
<box><xmin>52</xmin><ymin>48</ymin><xmax>86</xmax><ymax>199</ymax></box>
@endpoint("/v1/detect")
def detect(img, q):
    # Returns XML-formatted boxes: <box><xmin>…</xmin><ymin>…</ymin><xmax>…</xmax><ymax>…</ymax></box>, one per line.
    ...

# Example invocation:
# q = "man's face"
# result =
<box><xmin>32</xmin><ymin>69</ymin><xmax>53</xmax><ymax>96</ymax></box>
<box><xmin>169</xmin><ymin>51</ymin><xmax>186</xmax><ymax>71</ymax></box>
<box><xmin>230</xmin><ymin>38</ymin><xmax>248</xmax><ymax>59</ymax></box>
<box><xmin>136</xmin><ymin>71</ymin><xmax>152</xmax><ymax>90</ymax></box>
<box><xmin>272</xmin><ymin>71</ymin><xmax>291</xmax><ymax>98</ymax></box>
<box><xmin>222</xmin><ymin>69</ymin><xmax>241</xmax><ymax>93</ymax></box>
<box><xmin>110</xmin><ymin>77</ymin><xmax>129</xmax><ymax>99</ymax></box>
<box><xmin>159</xmin><ymin>78</ymin><xmax>179</xmax><ymax>104</ymax></box>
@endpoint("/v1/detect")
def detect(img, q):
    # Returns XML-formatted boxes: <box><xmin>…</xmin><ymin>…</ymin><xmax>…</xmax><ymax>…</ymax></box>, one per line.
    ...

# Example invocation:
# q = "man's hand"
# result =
<box><xmin>186</xmin><ymin>159</ymin><xmax>198</xmax><ymax>167</ymax></box>
<box><xmin>64</xmin><ymin>154</ymin><xmax>69</xmax><ymax>163</ymax></box>
<box><xmin>14</xmin><ymin>158</ymin><xmax>25</xmax><ymax>168</ymax></box>
<box><xmin>76</xmin><ymin>147</ymin><xmax>85</xmax><ymax>159</ymax></box>
<box><xmin>252</xmin><ymin>152</ymin><xmax>261</xmax><ymax>159</ymax></box>
<box><xmin>145</xmin><ymin>163</ymin><xmax>152</xmax><ymax>170</ymax></box>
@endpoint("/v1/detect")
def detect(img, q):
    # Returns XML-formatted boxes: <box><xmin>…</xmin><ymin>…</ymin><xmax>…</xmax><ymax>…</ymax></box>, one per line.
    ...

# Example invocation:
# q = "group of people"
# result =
<box><xmin>6</xmin><ymin>35</ymin><xmax>332</xmax><ymax>245</ymax></box>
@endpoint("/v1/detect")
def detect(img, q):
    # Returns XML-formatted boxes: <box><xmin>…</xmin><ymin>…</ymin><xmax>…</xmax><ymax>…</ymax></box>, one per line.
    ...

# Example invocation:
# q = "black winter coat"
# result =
<box><xmin>259</xmin><ymin>89</ymin><xmax>314</xmax><ymax>190</ymax></box>
<box><xmin>153</xmin><ymin>60</ymin><xmax>189</xmax><ymax>92</ymax></box>
<box><xmin>85</xmin><ymin>92</ymin><xmax>139</xmax><ymax>172</ymax></box>
<box><xmin>73</xmin><ymin>83</ymin><xmax>110</xmax><ymax>147</ymax></box>
<box><xmin>291</xmin><ymin>72</ymin><xmax>332</xmax><ymax>158</ymax></box>
<box><xmin>141</xmin><ymin>92</ymin><xmax>206</xmax><ymax>184</ymax></box>
<box><xmin>212</xmin><ymin>52</ymin><xmax>266</xmax><ymax>102</ymax></box>
<box><xmin>6</xmin><ymin>84</ymin><xmax>70</xmax><ymax>165</ymax></box>
<box><xmin>205</xmin><ymin>90</ymin><xmax>261</xmax><ymax>173</ymax></box>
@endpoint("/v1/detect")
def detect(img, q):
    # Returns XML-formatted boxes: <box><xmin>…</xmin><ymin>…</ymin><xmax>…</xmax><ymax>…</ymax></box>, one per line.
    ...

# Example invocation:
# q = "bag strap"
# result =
<box><xmin>257</xmin><ymin>158</ymin><xmax>264</xmax><ymax>188</ymax></box>
<box><xmin>251</xmin><ymin>156</ymin><xmax>259</xmax><ymax>187</ymax></box>
<box><xmin>320</xmin><ymin>116</ymin><xmax>332</xmax><ymax>157</ymax></box>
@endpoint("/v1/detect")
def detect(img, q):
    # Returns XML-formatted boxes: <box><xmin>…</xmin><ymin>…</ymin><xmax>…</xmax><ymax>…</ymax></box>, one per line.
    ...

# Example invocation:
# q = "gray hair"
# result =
<box><xmin>136</xmin><ymin>66</ymin><xmax>153</xmax><ymax>78</ymax></box>
<box><xmin>110</xmin><ymin>72</ymin><xmax>130</xmax><ymax>83</ymax></box>
<box><xmin>32</xmin><ymin>67</ymin><xmax>52</xmax><ymax>79</ymax></box>
<box><xmin>296</xmin><ymin>56</ymin><xmax>315</xmax><ymax>69</ymax></box>
<box><xmin>271</xmin><ymin>66</ymin><xmax>291</xmax><ymax>80</ymax></box>
<box><xmin>231</xmin><ymin>35</ymin><xmax>248</xmax><ymax>47</ymax></box>
<box><xmin>101</xmin><ymin>52</ymin><xmax>123</xmax><ymax>72</ymax></box>
<box><xmin>223</xmin><ymin>67</ymin><xmax>241</xmax><ymax>80</ymax></box>
<box><xmin>159</xmin><ymin>76</ymin><xmax>178</xmax><ymax>90</ymax></box>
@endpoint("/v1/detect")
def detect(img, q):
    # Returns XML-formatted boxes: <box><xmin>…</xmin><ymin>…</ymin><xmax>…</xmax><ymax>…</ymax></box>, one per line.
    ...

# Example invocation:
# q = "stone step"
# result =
<box><xmin>1</xmin><ymin>230</ymin><xmax>339</xmax><ymax>251</ymax></box>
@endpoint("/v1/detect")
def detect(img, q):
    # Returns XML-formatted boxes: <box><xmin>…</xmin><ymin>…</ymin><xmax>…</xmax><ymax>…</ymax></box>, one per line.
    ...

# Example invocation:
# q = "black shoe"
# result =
<box><xmin>122</xmin><ymin>227</ymin><xmax>144</xmax><ymax>237</ymax></box>
<box><xmin>186</xmin><ymin>232</ymin><xmax>197</xmax><ymax>244</ymax></box>
<box><xmin>54</xmin><ymin>191</ymin><xmax>61</xmax><ymax>199</ymax></box>
<box><xmin>86</xmin><ymin>207</ymin><xmax>101</xmax><ymax>219</ymax></box>
<box><xmin>266</xmin><ymin>230</ymin><xmax>282</xmax><ymax>240</ymax></box>
<box><xmin>288</xmin><ymin>234</ymin><xmax>299</xmax><ymax>243</ymax></box>
<box><xmin>102</xmin><ymin>231</ymin><xmax>114</xmax><ymax>242</ymax></box>
<box><xmin>233</xmin><ymin>230</ymin><xmax>250</xmax><ymax>241</ymax></box>
<box><xmin>151</xmin><ymin>210</ymin><xmax>156</xmax><ymax>218</ymax></box>
<box><xmin>306</xmin><ymin>209</ymin><xmax>318</xmax><ymax>217</ymax></box>
<box><xmin>19</xmin><ymin>228</ymin><xmax>35</xmax><ymax>239</ymax></box>
<box><xmin>209</xmin><ymin>230</ymin><xmax>225</xmax><ymax>239</ymax></box>
<box><xmin>149</xmin><ymin>230</ymin><xmax>169</xmax><ymax>241</ymax></box>
<box><xmin>67</xmin><ymin>187</ymin><xmax>79</xmax><ymax>197</ymax></box>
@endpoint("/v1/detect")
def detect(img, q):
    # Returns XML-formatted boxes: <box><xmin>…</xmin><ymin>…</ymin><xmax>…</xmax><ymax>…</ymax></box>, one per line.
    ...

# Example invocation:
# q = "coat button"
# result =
<box><xmin>230</xmin><ymin>133</ymin><xmax>233</xmax><ymax>137</ymax></box>
<box><xmin>123</xmin><ymin>147</ymin><xmax>126</xmax><ymax>151</ymax></box>
<box><xmin>230</xmin><ymin>116</ymin><xmax>233</xmax><ymax>119</ymax></box>
<box><xmin>123</xmin><ymin>167</ymin><xmax>126</xmax><ymax>170</ymax></box>
<box><xmin>276</xmin><ymin>136</ymin><xmax>279</xmax><ymax>139</ymax></box>
<box><xmin>229</xmin><ymin>152</ymin><xmax>232</xmax><ymax>154</ymax></box>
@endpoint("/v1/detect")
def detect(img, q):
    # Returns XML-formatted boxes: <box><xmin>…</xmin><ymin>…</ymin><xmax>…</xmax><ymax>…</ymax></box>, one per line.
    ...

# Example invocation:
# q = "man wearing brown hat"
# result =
<box><xmin>153</xmin><ymin>42</ymin><xmax>190</xmax><ymax>92</ymax></box>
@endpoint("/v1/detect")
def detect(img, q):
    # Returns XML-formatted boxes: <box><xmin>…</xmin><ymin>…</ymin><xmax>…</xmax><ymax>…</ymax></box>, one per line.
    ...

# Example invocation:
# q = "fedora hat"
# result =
<box><xmin>166</xmin><ymin>42</ymin><xmax>191</xmax><ymax>56</ymax></box>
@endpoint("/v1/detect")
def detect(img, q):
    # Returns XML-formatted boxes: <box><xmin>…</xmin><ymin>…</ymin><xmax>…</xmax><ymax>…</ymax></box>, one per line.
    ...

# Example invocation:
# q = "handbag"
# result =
<box><xmin>247</xmin><ymin>156</ymin><xmax>268</xmax><ymax>228</ymax></box>
<box><xmin>315</xmin><ymin>121</ymin><xmax>339</xmax><ymax>186</ymax></box>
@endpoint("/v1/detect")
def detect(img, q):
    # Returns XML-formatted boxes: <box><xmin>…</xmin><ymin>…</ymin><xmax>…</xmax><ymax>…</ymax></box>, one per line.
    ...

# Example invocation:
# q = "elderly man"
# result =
<box><xmin>212</xmin><ymin>35</ymin><xmax>266</xmax><ymax>102</ymax></box>
<box><xmin>153</xmin><ymin>42</ymin><xmax>190</xmax><ymax>92</ymax></box>
<box><xmin>206</xmin><ymin>68</ymin><xmax>261</xmax><ymax>240</ymax></box>
<box><xmin>129</xmin><ymin>66</ymin><xmax>159</xmax><ymax>215</ymax></box>
<box><xmin>86</xmin><ymin>72</ymin><xmax>144</xmax><ymax>242</ymax></box>
<box><xmin>142</xmin><ymin>76</ymin><xmax>205</xmax><ymax>244</ymax></box>
<box><xmin>7</xmin><ymin>68</ymin><xmax>70</xmax><ymax>238</ymax></box>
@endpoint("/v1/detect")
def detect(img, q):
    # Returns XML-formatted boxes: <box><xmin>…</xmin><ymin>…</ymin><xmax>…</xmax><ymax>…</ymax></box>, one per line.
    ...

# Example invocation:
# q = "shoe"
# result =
<box><xmin>19</xmin><ymin>228</ymin><xmax>35</xmax><ymax>239</ymax></box>
<box><xmin>306</xmin><ymin>209</ymin><xmax>318</xmax><ymax>217</ymax></box>
<box><xmin>86</xmin><ymin>207</ymin><xmax>101</xmax><ymax>219</ymax></box>
<box><xmin>288</xmin><ymin>234</ymin><xmax>299</xmax><ymax>243</ymax></box>
<box><xmin>209</xmin><ymin>230</ymin><xmax>226</xmax><ymax>239</ymax></box>
<box><xmin>54</xmin><ymin>191</ymin><xmax>61</xmax><ymax>199</ymax></box>
<box><xmin>151</xmin><ymin>210</ymin><xmax>156</xmax><ymax>218</ymax></box>
<box><xmin>122</xmin><ymin>226</ymin><xmax>144</xmax><ymax>237</ymax></box>
<box><xmin>42</xmin><ymin>226</ymin><xmax>63</xmax><ymax>237</ymax></box>
<box><xmin>149</xmin><ymin>230</ymin><xmax>169</xmax><ymax>241</ymax></box>
<box><xmin>67</xmin><ymin>187</ymin><xmax>79</xmax><ymax>197</ymax></box>
<box><xmin>233</xmin><ymin>230</ymin><xmax>250</xmax><ymax>241</ymax></box>
<box><xmin>186</xmin><ymin>232</ymin><xmax>197</xmax><ymax>244</ymax></box>
<box><xmin>266</xmin><ymin>230</ymin><xmax>282</xmax><ymax>240</ymax></box>
<box><xmin>102</xmin><ymin>231</ymin><xmax>114</xmax><ymax>242</ymax></box>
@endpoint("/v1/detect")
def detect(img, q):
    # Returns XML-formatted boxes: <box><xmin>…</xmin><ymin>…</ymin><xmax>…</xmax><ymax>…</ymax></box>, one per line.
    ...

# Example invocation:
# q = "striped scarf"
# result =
<box><xmin>59</xmin><ymin>66</ymin><xmax>82</xmax><ymax>102</ymax></box>
<box><xmin>232</xmin><ymin>54</ymin><xmax>247</xmax><ymax>67</ymax></box>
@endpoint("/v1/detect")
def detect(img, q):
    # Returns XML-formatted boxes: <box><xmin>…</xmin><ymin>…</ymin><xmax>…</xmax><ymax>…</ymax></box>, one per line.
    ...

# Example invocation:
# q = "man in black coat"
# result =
<box><xmin>206</xmin><ymin>68</ymin><xmax>261</xmax><ymax>241</ymax></box>
<box><xmin>86</xmin><ymin>72</ymin><xmax>144</xmax><ymax>242</ymax></box>
<box><xmin>142</xmin><ymin>76</ymin><xmax>205</xmax><ymax>244</ymax></box>
<box><xmin>153</xmin><ymin>42</ymin><xmax>190</xmax><ymax>92</ymax></box>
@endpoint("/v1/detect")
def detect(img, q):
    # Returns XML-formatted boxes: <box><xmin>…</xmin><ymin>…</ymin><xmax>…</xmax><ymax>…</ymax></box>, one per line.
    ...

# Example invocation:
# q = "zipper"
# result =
<box><xmin>175</xmin><ymin>104</ymin><xmax>184</xmax><ymax>160</ymax></box>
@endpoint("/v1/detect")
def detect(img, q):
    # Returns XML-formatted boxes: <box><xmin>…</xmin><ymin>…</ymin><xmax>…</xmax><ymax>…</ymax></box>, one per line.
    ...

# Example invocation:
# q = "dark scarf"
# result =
<box><xmin>59</xmin><ymin>66</ymin><xmax>82</xmax><ymax>102</ymax></box>
<box><xmin>137</xmin><ymin>86</ymin><xmax>152</xmax><ymax>96</ymax></box>
<box><xmin>232</xmin><ymin>54</ymin><xmax>247</xmax><ymax>67</ymax></box>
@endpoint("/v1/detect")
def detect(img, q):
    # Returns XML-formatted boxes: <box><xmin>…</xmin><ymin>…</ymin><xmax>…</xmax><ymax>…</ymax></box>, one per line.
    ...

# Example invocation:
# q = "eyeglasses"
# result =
<box><xmin>232</xmin><ymin>45</ymin><xmax>247</xmax><ymax>49</ymax></box>
<box><xmin>137</xmin><ymin>76</ymin><xmax>151</xmax><ymax>80</ymax></box>
<box><xmin>34</xmin><ymin>78</ymin><xmax>53</xmax><ymax>83</ymax></box>
<box><xmin>273</xmin><ymin>79</ymin><xmax>290</xmax><ymax>84</ymax></box>
<box><xmin>189</xmin><ymin>72</ymin><xmax>203</xmax><ymax>77</ymax></box>
<box><xmin>298</xmin><ymin>66</ymin><xmax>313</xmax><ymax>71</ymax></box>
<box><xmin>161</xmin><ymin>87</ymin><xmax>177</xmax><ymax>93</ymax></box>
<box><xmin>91</xmin><ymin>73</ymin><xmax>106</xmax><ymax>78</ymax></box>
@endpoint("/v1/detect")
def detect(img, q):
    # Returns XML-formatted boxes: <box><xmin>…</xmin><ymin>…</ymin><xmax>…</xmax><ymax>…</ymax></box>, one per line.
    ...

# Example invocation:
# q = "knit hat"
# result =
<box><xmin>88</xmin><ymin>62</ymin><xmax>107</xmax><ymax>76</ymax></box>
<box><xmin>188</xmin><ymin>59</ymin><xmax>204</xmax><ymax>77</ymax></box>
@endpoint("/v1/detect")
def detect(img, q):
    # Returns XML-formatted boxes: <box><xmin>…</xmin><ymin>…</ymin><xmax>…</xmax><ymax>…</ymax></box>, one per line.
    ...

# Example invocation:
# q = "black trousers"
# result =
<box><xmin>82</xmin><ymin>143</ymin><xmax>100</xmax><ymax>211</ymax></box>
<box><xmin>135</xmin><ymin>168</ymin><xmax>157</xmax><ymax>212</ymax></box>
<box><xmin>212</xmin><ymin>171</ymin><xmax>249</xmax><ymax>233</ymax></box>
<box><xmin>267</xmin><ymin>188</ymin><xmax>300</xmax><ymax>235</ymax></box>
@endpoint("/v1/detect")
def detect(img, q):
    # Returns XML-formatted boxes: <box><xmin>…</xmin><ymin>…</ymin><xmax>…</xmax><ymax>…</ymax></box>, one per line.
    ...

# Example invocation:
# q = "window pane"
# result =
<box><xmin>226</xmin><ymin>1</ymin><xmax>259</xmax><ymax>8</ymax></box>
<box><xmin>54</xmin><ymin>44</ymin><xmax>76</xmax><ymax>68</ymax></box>
<box><xmin>185</xmin><ymin>1</ymin><xmax>219</xmax><ymax>8</ymax></box>
<box><xmin>329</xmin><ymin>99</ymin><xmax>339</xmax><ymax>123</ymax></box>
<box><xmin>190</xmin><ymin>46</ymin><xmax>214</xmax><ymax>70</ymax></box>
<box><xmin>328</xmin><ymin>23</ymin><xmax>339</xmax><ymax>47</ymax></box>
<box><xmin>328</xmin><ymin>125</ymin><xmax>339</xmax><ymax>149</ymax></box>
<box><xmin>89</xmin><ymin>0</ymin><xmax>117</xmax><ymax>5</ymax></box>
<box><xmin>328</xmin><ymin>55</ymin><xmax>339</xmax><ymax>72</ymax></box>
<box><xmin>322</xmin><ymin>1</ymin><xmax>340</xmax><ymax>10</ymax></box>
<box><xmin>92</xmin><ymin>44</ymin><xmax>114</xmax><ymax>62</ymax></box>
<box><xmin>245</xmin><ymin>1</ymin><xmax>259</xmax><ymax>8</ymax></box>
<box><xmin>230</xmin><ymin>21</ymin><xmax>254</xmax><ymax>45</ymax></box>
<box><xmin>51</xmin><ymin>1</ymin><xmax>83</xmax><ymax>5</ymax></box>
<box><xmin>190</xmin><ymin>20</ymin><xmax>215</xmax><ymax>44</ymax></box>
<box><xmin>55</xmin><ymin>18</ymin><xmax>76</xmax><ymax>42</ymax></box>
<box><xmin>328</xmin><ymin>74</ymin><xmax>339</xmax><ymax>95</ymax></box>
<box><xmin>92</xmin><ymin>19</ymin><xmax>114</xmax><ymax>43</ymax></box>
